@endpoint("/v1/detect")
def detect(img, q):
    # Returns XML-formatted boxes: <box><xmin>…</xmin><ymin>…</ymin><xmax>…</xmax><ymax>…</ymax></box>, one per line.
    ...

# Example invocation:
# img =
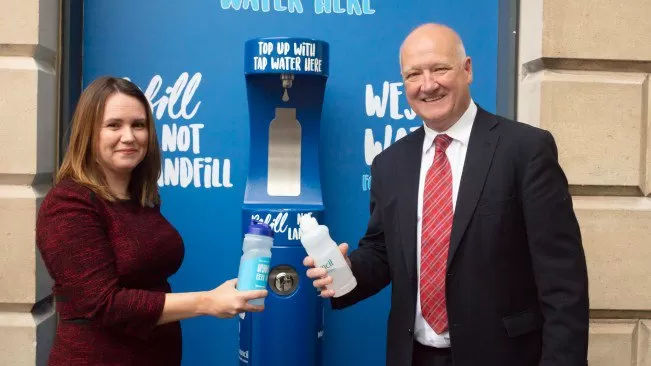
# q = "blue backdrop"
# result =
<box><xmin>82</xmin><ymin>1</ymin><xmax>499</xmax><ymax>365</ymax></box>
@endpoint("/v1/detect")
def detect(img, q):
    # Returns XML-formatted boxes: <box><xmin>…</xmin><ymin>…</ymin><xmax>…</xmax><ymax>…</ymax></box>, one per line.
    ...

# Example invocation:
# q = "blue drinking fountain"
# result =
<box><xmin>239</xmin><ymin>37</ymin><xmax>330</xmax><ymax>366</ymax></box>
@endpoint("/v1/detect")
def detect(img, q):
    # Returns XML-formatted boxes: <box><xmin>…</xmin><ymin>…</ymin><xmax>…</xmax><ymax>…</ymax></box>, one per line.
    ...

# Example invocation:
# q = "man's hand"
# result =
<box><xmin>303</xmin><ymin>243</ymin><xmax>351</xmax><ymax>298</ymax></box>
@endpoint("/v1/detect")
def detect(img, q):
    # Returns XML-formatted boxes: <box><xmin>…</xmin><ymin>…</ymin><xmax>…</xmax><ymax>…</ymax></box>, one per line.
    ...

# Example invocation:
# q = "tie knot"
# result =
<box><xmin>434</xmin><ymin>134</ymin><xmax>453</xmax><ymax>152</ymax></box>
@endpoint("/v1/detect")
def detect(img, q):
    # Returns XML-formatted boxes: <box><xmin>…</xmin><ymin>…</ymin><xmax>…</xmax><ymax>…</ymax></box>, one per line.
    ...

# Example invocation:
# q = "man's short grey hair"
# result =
<box><xmin>456</xmin><ymin>41</ymin><xmax>467</xmax><ymax>60</ymax></box>
<box><xmin>398</xmin><ymin>29</ymin><xmax>468</xmax><ymax>69</ymax></box>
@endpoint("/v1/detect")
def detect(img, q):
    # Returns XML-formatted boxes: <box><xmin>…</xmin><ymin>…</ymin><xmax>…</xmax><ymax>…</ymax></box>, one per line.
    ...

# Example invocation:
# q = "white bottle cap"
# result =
<box><xmin>298</xmin><ymin>215</ymin><xmax>319</xmax><ymax>236</ymax></box>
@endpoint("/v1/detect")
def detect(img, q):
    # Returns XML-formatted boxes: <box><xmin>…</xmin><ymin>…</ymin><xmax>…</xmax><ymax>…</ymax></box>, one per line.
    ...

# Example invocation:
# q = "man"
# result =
<box><xmin>304</xmin><ymin>24</ymin><xmax>589</xmax><ymax>366</ymax></box>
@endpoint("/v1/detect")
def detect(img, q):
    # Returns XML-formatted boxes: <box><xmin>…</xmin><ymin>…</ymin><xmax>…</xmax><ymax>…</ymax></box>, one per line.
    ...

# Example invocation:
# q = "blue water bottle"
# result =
<box><xmin>236</xmin><ymin>220</ymin><xmax>274</xmax><ymax>305</ymax></box>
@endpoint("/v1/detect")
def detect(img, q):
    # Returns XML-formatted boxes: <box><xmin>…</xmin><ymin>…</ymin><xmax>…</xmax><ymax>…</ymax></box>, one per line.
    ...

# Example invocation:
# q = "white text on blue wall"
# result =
<box><xmin>135</xmin><ymin>72</ymin><xmax>234</xmax><ymax>189</ymax></box>
<box><xmin>220</xmin><ymin>0</ymin><xmax>375</xmax><ymax>15</ymax></box>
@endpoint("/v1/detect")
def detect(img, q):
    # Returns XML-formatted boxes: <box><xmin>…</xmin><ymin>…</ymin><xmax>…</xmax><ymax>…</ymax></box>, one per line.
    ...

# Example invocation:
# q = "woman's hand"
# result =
<box><xmin>199</xmin><ymin>279</ymin><xmax>268</xmax><ymax>318</ymax></box>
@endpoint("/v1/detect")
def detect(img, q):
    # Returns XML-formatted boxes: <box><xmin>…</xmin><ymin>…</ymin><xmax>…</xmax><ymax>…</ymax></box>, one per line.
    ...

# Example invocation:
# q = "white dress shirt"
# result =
<box><xmin>414</xmin><ymin>100</ymin><xmax>477</xmax><ymax>348</ymax></box>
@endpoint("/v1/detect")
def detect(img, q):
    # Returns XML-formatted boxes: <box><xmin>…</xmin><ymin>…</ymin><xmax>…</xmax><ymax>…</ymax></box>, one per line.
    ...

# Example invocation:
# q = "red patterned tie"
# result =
<box><xmin>420</xmin><ymin>134</ymin><xmax>453</xmax><ymax>334</ymax></box>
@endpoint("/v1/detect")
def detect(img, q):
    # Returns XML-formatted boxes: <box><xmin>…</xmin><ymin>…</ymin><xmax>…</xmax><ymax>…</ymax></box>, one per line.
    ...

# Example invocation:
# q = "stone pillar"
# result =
<box><xmin>518</xmin><ymin>0</ymin><xmax>651</xmax><ymax>365</ymax></box>
<box><xmin>0</xmin><ymin>0</ymin><xmax>59</xmax><ymax>364</ymax></box>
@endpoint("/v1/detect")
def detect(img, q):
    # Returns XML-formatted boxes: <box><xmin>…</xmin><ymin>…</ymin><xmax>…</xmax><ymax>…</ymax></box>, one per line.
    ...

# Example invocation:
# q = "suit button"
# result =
<box><xmin>408</xmin><ymin>328</ymin><xmax>413</xmax><ymax>336</ymax></box>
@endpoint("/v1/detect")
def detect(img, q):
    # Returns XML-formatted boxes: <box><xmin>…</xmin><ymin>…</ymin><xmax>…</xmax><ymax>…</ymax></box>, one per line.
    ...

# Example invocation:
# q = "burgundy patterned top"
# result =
<box><xmin>36</xmin><ymin>179</ymin><xmax>185</xmax><ymax>365</ymax></box>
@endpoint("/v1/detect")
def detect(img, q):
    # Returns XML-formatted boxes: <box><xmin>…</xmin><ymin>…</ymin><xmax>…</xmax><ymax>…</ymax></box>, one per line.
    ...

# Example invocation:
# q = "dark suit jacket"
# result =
<box><xmin>332</xmin><ymin>107</ymin><xmax>589</xmax><ymax>366</ymax></box>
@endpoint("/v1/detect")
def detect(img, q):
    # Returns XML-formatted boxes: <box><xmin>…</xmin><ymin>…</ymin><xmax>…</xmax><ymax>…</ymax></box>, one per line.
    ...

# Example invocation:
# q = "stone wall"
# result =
<box><xmin>519</xmin><ymin>1</ymin><xmax>651</xmax><ymax>365</ymax></box>
<box><xmin>0</xmin><ymin>0</ymin><xmax>59</xmax><ymax>364</ymax></box>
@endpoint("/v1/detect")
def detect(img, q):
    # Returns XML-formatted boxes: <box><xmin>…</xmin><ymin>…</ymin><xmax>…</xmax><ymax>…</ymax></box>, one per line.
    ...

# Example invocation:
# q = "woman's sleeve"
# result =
<box><xmin>36</xmin><ymin>186</ymin><xmax>166</xmax><ymax>339</ymax></box>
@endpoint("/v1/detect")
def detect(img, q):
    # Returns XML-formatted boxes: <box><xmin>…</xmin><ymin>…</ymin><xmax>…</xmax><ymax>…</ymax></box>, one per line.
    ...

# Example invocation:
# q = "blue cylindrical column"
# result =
<box><xmin>239</xmin><ymin>37</ymin><xmax>329</xmax><ymax>366</ymax></box>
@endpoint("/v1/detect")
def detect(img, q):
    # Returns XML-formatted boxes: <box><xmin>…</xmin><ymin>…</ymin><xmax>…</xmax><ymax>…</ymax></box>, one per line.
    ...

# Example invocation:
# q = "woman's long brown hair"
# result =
<box><xmin>56</xmin><ymin>76</ymin><xmax>161</xmax><ymax>207</ymax></box>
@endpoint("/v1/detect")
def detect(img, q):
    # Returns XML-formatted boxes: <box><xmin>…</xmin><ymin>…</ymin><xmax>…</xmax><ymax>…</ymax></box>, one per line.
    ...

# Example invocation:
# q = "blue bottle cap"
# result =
<box><xmin>246</xmin><ymin>219</ymin><xmax>274</xmax><ymax>238</ymax></box>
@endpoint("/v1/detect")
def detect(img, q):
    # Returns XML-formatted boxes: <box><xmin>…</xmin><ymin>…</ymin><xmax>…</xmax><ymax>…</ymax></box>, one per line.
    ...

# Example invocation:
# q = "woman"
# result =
<box><xmin>36</xmin><ymin>76</ymin><xmax>266</xmax><ymax>365</ymax></box>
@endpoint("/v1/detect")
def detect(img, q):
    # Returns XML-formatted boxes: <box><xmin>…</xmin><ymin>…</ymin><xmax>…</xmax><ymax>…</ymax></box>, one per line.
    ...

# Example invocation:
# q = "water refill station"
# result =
<box><xmin>239</xmin><ymin>37</ymin><xmax>329</xmax><ymax>366</ymax></box>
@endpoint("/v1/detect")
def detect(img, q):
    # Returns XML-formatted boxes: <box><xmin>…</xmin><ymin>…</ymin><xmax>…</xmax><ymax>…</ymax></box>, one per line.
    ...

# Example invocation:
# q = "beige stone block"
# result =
<box><xmin>0</xmin><ymin>1</ymin><xmax>38</xmax><ymax>46</ymax></box>
<box><xmin>640</xmin><ymin>321</ymin><xmax>651</xmax><ymax>366</ymax></box>
<box><xmin>0</xmin><ymin>307</ymin><xmax>56</xmax><ymax>366</ymax></box>
<box><xmin>588</xmin><ymin>320</ymin><xmax>636</xmax><ymax>366</ymax></box>
<box><xmin>543</xmin><ymin>0</ymin><xmax>651</xmax><ymax>61</ymax></box>
<box><xmin>518</xmin><ymin>0</ymin><xmax>543</xmax><ymax>65</ymax></box>
<box><xmin>36</xmin><ymin>0</ymin><xmax>59</xmax><ymax>55</ymax></box>
<box><xmin>574</xmin><ymin>197</ymin><xmax>651</xmax><ymax>310</ymax></box>
<box><xmin>0</xmin><ymin>185</ymin><xmax>52</xmax><ymax>305</ymax></box>
<box><xmin>518</xmin><ymin>71</ymin><xmax>542</xmax><ymax>128</ymax></box>
<box><xmin>538</xmin><ymin>71</ymin><xmax>647</xmax><ymax>187</ymax></box>
<box><xmin>0</xmin><ymin>0</ymin><xmax>59</xmax><ymax>53</ymax></box>
<box><xmin>0</xmin><ymin>58</ymin><xmax>56</xmax><ymax>176</ymax></box>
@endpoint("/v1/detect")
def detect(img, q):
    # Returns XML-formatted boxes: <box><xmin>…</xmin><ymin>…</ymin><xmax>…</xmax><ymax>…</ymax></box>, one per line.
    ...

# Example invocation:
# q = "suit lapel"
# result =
<box><xmin>398</xmin><ymin>127</ymin><xmax>424</xmax><ymax>281</ymax></box>
<box><xmin>447</xmin><ymin>107</ymin><xmax>499</xmax><ymax>267</ymax></box>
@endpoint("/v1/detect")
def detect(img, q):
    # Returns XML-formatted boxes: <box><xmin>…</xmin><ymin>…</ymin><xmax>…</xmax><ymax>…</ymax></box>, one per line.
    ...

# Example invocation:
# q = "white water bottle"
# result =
<box><xmin>236</xmin><ymin>220</ymin><xmax>274</xmax><ymax>306</ymax></box>
<box><xmin>299</xmin><ymin>215</ymin><xmax>357</xmax><ymax>297</ymax></box>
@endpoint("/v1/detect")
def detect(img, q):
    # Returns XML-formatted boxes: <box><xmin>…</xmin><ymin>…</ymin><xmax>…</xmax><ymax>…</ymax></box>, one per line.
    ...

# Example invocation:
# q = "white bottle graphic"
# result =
<box><xmin>268</xmin><ymin>108</ymin><xmax>301</xmax><ymax>196</ymax></box>
<box><xmin>236</xmin><ymin>220</ymin><xmax>274</xmax><ymax>306</ymax></box>
<box><xmin>299</xmin><ymin>215</ymin><xmax>357</xmax><ymax>297</ymax></box>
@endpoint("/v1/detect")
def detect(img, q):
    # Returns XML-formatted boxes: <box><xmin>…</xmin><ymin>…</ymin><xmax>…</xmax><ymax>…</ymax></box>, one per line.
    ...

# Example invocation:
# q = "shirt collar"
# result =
<box><xmin>423</xmin><ymin>99</ymin><xmax>477</xmax><ymax>153</ymax></box>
